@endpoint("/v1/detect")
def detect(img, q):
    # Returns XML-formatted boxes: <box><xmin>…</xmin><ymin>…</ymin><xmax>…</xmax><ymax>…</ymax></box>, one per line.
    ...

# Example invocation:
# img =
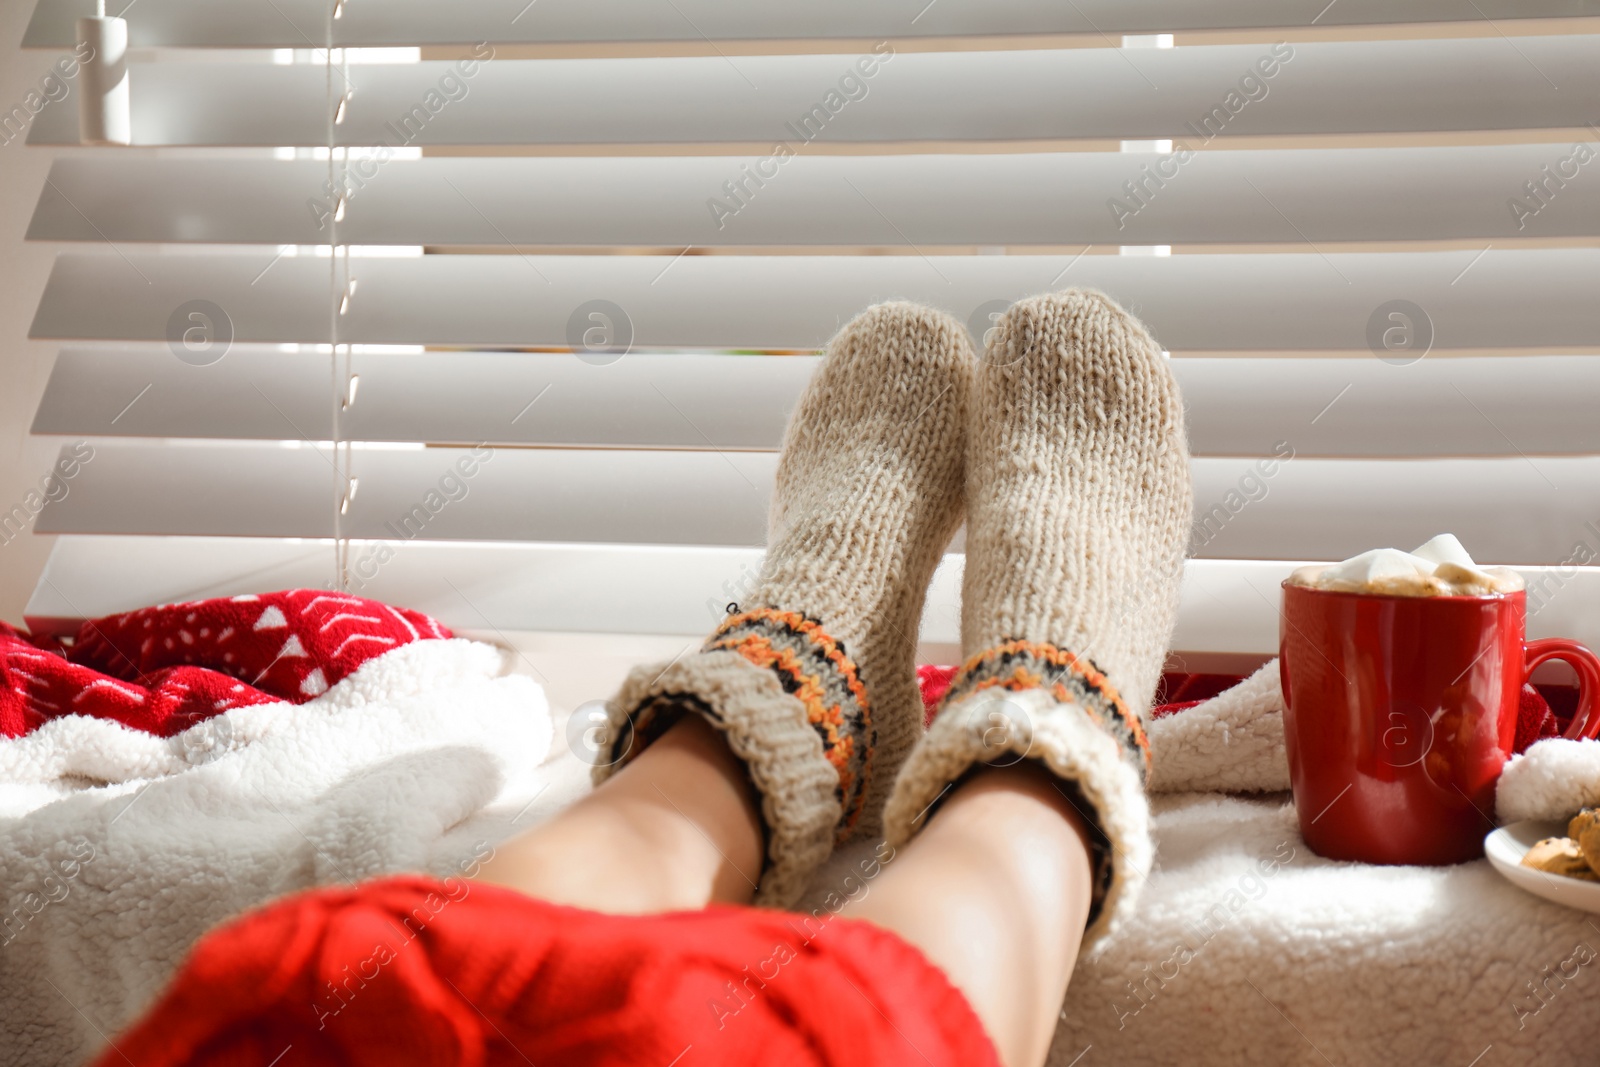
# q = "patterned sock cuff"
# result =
<box><xmin>885</xmin><ymin>683</ymin><xmax>1153</xmax><ymax>951</ymax></box>
<box><xmin>599</xmin><ymin>645</ymin><xmax>846</xmax><ymax>908</ymax></box>
<box><xmin>705</xmin><ymin>608</ymin><xmax>875</xmax><ymax>837</ymax></box>
<box><xmin>941</xmin><ymin>639</ymin><xmax>1151</xmax><ymax>783</ymax></box>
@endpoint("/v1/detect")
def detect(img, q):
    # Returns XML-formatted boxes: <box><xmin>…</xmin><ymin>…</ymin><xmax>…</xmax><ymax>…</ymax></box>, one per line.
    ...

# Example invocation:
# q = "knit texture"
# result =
<box><xmin>596</xmin><ymin>302</ymin><xmax>971</xmax><ymax>906</ymax></box>
<box><xmin>885</xmin><ymin>288</ymin><xmax>1192</xmax><ymax>949</ymax></box>
<box><xmin>91</xmin><ymin>876</ymin><xmax>1001</xmax><ymax>1067</ymax></box>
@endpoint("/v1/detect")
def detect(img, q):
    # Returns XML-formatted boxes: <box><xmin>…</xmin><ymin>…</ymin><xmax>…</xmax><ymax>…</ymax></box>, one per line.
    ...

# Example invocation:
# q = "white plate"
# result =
<box><xmin>1485</xmin><ymin>819</ymin><xmax>1600</xmax><ymax>914</ymax></box>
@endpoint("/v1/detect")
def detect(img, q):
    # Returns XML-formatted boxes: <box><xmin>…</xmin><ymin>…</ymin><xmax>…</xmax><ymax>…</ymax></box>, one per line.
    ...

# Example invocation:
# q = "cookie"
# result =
<box><xmin>1569</xmin><ymin>809</ymin><xmax>1600</xmax><ymax>876</ymax></box>
<box><xmin>1521</xmin><ymin>837</ymin><xmax>1600</xmax><ymax>881</ymax></box>
<box><xmin>1568</xmin><ymin>808</ymin><xmax>1599</xmax><ymax>839</ymax></box>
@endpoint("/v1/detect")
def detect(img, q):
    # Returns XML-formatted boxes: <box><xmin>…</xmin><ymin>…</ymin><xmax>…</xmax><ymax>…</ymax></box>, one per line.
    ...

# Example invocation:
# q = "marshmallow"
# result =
<box><xmin>1289</xmin><ymin>534</ymin><xmax>1524</xmax><ymax>596</ymax></box>
<box><xmin>1411</xmin><ymin>534</ymin><xmax>1498</xmax><ymax>587</ymax></box>
<box><xmin>1319</xmin><ymin>548</ymin><xmax>1435</xmax><ymax>588</ymax></box>
<box><xmin>1410</xmin><ymin>533</ymin><xmax>1476</xmax><ymax>570</ymax></box>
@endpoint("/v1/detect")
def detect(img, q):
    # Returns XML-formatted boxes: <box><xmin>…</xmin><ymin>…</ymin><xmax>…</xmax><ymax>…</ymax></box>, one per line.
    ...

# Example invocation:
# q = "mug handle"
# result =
<box><xmin>1525</xmin><ymin>638</ymin><xmax>1600</xmax><ymax>741</ymax></box>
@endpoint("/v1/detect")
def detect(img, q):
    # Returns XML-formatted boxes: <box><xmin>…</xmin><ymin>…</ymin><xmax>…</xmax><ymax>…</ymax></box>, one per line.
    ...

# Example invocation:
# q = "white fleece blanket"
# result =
<box><xmin>1066</xmin><ymin>659</ymin><xmax>1600</xmax><ymax>1065</ymax></box>
<box><xmin>5</xmin><ymin>649</ymin><xmax>1598</xmax><ymax>1066</ymax></box>
<box><xmin>804</xmin><ymin>659</ymin><xmax>1600</xmax><ymax>1066</ymax></box>
<box><xmin>0</xmin><ymin>638</ymin><xmax>580</xmax><ymax>1067</ymax></box>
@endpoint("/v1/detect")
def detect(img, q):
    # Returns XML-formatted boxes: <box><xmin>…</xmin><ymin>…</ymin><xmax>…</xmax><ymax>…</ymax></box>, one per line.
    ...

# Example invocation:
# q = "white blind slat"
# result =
<box><xmin>23</xmin><ymin>0</ymin><xmax>1595</xmax><ymax>49</ymax></box>
<box><xmin>34</xmin><ymin>348</ymin><xmax>817</xmax><ymax>451</ymax></box>
<box><xmin>27</xmin><ymin>538</ymin><xmax>1600</xmax><ymax>655</ymax></box>
<box><xmin>35</xmin><ymin>442</ymin><xmax>1600</xmax><ymax>565</ymax></box>
<box><xmin>29</xmin><ymin>146</ymin><xmax>1600</xmax><ymax>247</ymax></box>
<box><xmin>35</xmin><ymin>443</ymin><xmax>777</xmax><ymax>546</ymax></box>
<box><xmin>24</xmin><ymin>38</ymin><xmax>1600</xmax><ymax>147</ymax></box>
<box><xmin>32</xmin><ymin>347</ymin><xmax>1600</xmax><ymax>458</ymax></box>
<box><xmin>31</xmin><ymin>250</ymin><xmax>1600</xmax><ymax>351</ymax></box>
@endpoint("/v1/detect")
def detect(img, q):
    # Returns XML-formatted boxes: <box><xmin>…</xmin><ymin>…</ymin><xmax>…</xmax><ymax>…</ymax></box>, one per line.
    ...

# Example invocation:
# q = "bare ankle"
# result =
<box><xmin>474</xmin><ymin>713</ymin><xmax>766</xmax><ymax>914</ymax></box>
<box><xmin>930</xmin><ymin>762</ymin><xmax>1094</xmax><ymax>848</ymax></box>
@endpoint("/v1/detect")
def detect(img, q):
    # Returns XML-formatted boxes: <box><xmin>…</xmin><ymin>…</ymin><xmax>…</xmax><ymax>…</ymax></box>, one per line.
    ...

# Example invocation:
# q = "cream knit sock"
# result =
<box><xmin>884</xmin><ymin>288</ymin><xmax>1192</xmax><ymax>948</ymax></box>
<box><xmin>594</xmin><ymin>302</ymin><xmax>971</xmax><ymax>907</ymax></box>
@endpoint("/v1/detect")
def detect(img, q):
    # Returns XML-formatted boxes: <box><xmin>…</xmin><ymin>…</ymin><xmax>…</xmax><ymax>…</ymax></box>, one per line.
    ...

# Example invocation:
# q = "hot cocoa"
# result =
<box><xmin>1286</xmin><ymin>533</ymin><xmax>1523</xmax><ymax>597</ymax></box>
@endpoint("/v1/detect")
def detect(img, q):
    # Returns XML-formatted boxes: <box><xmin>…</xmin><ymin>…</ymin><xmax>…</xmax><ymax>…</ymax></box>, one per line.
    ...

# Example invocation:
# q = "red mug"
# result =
<box><xmin>1280</xmin><ymin>583</ymin><xmax>1600</xmax><ymax>865</ymax></box>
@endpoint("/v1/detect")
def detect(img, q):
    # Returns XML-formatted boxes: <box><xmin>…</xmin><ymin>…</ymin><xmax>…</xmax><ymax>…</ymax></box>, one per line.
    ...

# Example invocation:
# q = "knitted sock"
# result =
<box><xmin>594</xmin><ymin>302</ymin><xmax>971</xmax><ymax>907</ymax></box>
<box><xmin>884</xmin><ymin>288</ymin><xmax>1192</xmax><ymax>948</ymax></box>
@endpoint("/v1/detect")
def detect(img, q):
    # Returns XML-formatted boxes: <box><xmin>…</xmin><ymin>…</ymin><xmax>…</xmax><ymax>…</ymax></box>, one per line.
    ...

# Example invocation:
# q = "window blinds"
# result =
<box><xmin>18</xmin><ymin>0</ymin><xmax>1600</xmax><ymax>665</ymax></box>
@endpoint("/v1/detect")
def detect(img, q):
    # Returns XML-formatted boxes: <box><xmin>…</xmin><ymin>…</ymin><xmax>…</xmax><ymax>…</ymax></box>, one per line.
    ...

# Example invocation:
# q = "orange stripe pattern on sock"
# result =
<box><xmin>940</xmin><ymin>639</ymin><xmax>1151</xmax><ymax>782</ymax></box>
<box><xmin>707</xmin><ymin>608</ymin><xmax>874</xmax><ymax>836</ymax></box>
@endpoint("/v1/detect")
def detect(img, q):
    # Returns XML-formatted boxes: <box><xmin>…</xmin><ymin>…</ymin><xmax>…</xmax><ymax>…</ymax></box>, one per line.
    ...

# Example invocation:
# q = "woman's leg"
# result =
<box><xmin>477</xmin><ymin>711</ymin><xmax>1092</xmax><ymax>1067</ymax></box>
<box><xmin>840</xmin><ymin>763</ymin><xmax>1094</xmax><ymax>1067</ymax></box>
<box><xmin>872</xmin><ymin>287</ymin><xmax>1190</xmax><ymax>1063</ymax></box>
<box><xmin>494</xmin><ymin>302</ymin><xmax>971</xmax><ymax>919</ymax></box>
<box><xmin>474</xmin><ymin>714</ymin><xmax>764</xmax><ymax>914</ymax></box>
<box><xmin>480</xmin><ymin>288</ymin><xmax>1186</xmax><ymax>1065</ymax></box>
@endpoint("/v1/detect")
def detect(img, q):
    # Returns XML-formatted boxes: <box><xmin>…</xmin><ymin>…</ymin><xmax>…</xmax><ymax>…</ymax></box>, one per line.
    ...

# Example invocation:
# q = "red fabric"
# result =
<box><xmin>1</xmin><ymin>591</ymin><xmax>450</xmax><ymax>739</ymax></box>
<box><xmin>97</xmin><ymin>876</ymin><xmax>999</xmax><ymax>1067</ymax></box>
<box><xmin>915</xmin><ymin>668</ymin><xmax>1568</xmax><ymax>754</ymax></box>
<box><xmin>1514</xmin><ymin>683</ymin><xmax>1563</xmax><ymax>752</ymax></box>
<box><xmin>1153</xmin><ymin>672</ymin><xmax>1244</xmax><ymax>710</ymax></box>
<box><xmin>916</xmin><ymin>663</ymin><xmax>958</xmax><ymax>726</ymax></box>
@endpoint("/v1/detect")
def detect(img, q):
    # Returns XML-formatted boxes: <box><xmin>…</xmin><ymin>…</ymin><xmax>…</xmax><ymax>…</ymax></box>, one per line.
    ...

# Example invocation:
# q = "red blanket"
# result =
<box><xmin>1</xmin><ymin>590</ymin><xmax>450</xmax><ymax>739</ymax></box>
